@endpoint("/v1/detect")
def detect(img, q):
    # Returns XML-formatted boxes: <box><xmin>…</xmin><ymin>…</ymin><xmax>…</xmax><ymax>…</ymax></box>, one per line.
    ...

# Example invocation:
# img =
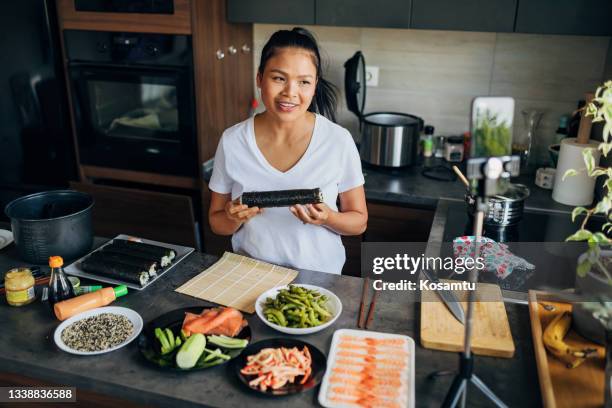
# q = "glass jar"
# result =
<box><xmin>5</xmin><ymin>268</ymin><xmax>36</xmax><ymax>306</ymax></box>
<box><xmin>445</xmin><ymin>136</ymin><xmax>465</xmax><ymax>162</ymax></box>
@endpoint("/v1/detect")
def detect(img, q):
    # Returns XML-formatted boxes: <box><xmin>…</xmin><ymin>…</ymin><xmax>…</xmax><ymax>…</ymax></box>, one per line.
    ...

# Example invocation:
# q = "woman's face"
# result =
<box><xmin>257</xmin><ymin>47</ymin><xmax>317</xmax><ymax>122</ymax></box>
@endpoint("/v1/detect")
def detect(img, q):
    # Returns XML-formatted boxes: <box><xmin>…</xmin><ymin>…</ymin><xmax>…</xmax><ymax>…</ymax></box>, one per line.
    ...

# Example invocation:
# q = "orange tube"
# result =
<box><xmin>54</xmin><ymin>285</ymin><xmax>127</xmax><ymax>321</ymax></box>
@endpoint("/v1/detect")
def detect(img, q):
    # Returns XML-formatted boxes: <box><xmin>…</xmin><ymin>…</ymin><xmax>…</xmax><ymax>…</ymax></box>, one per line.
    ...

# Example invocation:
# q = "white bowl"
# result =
<box><xmin>54</xmin><ymin>306</ymin><xmax>143</xmax><ymax>355</ymax></box>
<box><xmin>255</xmin><ymin>284</ymin><xmax>342</xmax><ymax>335</ymax></box>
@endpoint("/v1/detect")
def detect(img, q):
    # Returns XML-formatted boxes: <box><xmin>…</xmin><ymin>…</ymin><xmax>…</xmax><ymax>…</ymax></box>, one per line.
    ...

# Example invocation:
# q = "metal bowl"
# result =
<box><xmin>466</xmin><ymin>184</ymin><xmax>530</xmax><ymax>227</ymax></box>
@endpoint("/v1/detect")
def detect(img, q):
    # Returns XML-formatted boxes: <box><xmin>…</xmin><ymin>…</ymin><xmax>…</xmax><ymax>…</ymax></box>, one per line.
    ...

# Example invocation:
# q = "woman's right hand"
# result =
<box><xmin>224</xmin><ymin>199</ymin><xmax>262</xmax><ymax>224</ymax></box>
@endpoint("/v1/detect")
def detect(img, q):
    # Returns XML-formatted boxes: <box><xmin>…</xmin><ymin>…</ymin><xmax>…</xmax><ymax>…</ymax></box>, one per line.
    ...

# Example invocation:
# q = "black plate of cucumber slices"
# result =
<box><xmin>138</xmin><ymin>306</ymin><xmax>251</xmax><ymax>371</ymax></box>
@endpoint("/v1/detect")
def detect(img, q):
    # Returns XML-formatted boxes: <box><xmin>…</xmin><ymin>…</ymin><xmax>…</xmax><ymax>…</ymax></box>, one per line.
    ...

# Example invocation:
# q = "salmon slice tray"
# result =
<box><xmin>318</xmin><ymin>329</ymin><xmax>415</xmax><ymax>408</ymax></box>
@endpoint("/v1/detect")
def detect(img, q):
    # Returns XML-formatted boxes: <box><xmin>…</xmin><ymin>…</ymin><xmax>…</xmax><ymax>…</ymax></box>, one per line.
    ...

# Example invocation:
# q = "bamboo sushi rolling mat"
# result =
<box><xmin>175</xmin><ymin>252</ymin><xmax>298</xmax><ymax>313</ymax></box>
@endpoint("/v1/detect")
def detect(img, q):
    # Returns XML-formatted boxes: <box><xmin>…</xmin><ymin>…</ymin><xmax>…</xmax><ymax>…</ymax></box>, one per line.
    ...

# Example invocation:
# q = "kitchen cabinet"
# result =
<box><xmin>315</xmin><ymin>0</ymin><xmax>411</xmax><ymax>28</ymax></box>
<box><xmin>411</xmin><ymin>0</ymin><xmax>517</xmax><ymax>32</ymax></box>
<box><xmin>226</xmin><ymin>0</ymin><xmax>315</xmax><ymax>24</ymax></box>
<box><xmin>515</xmin><ymin>0</ymin><xmax>612</xmax><ymax>36</ymax></box>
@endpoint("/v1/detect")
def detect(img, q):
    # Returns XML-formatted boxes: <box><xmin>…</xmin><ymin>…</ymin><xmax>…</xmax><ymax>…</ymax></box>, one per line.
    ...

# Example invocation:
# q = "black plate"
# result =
<box><xmin>138</xmin><ymin>306</ymin><xmax>251</xmax><ymax>371</ymax></box>
<box><xmin>230</xmin><ymin>338</ymin><xmax>326</xmax><ymax>396</ymax></box>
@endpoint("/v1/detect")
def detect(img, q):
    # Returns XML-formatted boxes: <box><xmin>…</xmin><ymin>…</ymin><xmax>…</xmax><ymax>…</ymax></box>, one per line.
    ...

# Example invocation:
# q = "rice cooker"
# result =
<box><xmin>344</xmin><ymin>51</ymin><xmax>424</xmax><ymax>167</ymax></box>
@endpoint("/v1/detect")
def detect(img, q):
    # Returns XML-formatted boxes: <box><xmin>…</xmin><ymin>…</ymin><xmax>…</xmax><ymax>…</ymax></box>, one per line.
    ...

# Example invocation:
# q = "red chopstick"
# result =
<box><xmin>365</xmin><ymin>289</ymin><xmax>378</xmax><ymax>330</ymax></box>
<box><xmin>357</xmin><ymin>277</ymin><xmax>369</xmax><ymax>328</ymax></box>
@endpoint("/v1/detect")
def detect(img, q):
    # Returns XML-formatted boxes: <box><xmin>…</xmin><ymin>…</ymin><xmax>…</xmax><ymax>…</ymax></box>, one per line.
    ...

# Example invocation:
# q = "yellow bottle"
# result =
<box><xmin>5</xmin><ymin>268</ymin><xmax>36</xmax><ymax>306</ymax></box>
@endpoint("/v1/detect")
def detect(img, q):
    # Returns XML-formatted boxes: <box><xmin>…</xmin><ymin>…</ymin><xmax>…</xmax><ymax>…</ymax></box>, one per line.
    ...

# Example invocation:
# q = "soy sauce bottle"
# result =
<box><xmin>47</xmin><ymin>256</ymin><xmax>75</xmax><ymax>310</ymax></box>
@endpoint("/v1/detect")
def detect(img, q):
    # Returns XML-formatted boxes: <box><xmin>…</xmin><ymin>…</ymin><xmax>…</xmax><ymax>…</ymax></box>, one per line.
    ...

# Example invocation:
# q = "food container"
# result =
<box><xmin>5</xmin><ymin>268</ymin><xmax>36</xmax><ymax>306</ymax></box>
<box><xmin>4</xmin><ymin>190</ymin><xmax>94</xmax><ymax>264</ymax></box>
<box><xmin>535</xmin><ymin>167</ymin><xmax>556</xmax><ymax>189</ymax></box>
<box><xmin>344</xmin><ymin>51</ymin><xmax>423</xmax><ymax>167</ymax></box>
<box><xmin>255</xmin><ymin>284</ymin><xmax>342</xmax><ymax>335</ymax></box>
<box><xmin>465</xmin><ymin>184</ymin><xmax>530</xmax><ymax>227</ymax></box>
<box><xmin>444</xmin><ymin>136</ymin><xmax>464</xmax><ymax>162</ymax></box>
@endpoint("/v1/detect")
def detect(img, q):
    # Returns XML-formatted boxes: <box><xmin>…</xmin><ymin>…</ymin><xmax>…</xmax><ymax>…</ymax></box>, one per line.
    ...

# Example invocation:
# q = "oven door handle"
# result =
<box><xmin>68</xmin><ymin>61</ymin><xmax>187</xmax><ymax>74</ymax></box>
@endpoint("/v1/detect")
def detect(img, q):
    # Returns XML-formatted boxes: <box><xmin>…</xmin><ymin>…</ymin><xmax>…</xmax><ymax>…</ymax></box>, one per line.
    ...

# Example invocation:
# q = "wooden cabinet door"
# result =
<box><xmin>411</xmin><ymin>0</ymin><xmax>517</xmax><ymax>32</ymax></box>
<box><xmin>316</xmin><ymin>0</ymin><xmax>411</xmax><ymax>28</ymax></box>
<box><xmin>227</xmin><ymin>0</ymin><xmax>315</xmax><ymax>24</ymax></box>
<box><xmin>515</xmin><ymin>0</ymin><xmax>612</xmax><ymax>36</ymax></box>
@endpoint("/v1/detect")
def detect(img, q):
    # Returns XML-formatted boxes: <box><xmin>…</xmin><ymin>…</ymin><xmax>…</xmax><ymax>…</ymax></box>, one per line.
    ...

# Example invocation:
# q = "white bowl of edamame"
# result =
<box><xmin>255</xmin><ymin>284</ymin><xmax>342</xmax><ymax>335</ymax></box>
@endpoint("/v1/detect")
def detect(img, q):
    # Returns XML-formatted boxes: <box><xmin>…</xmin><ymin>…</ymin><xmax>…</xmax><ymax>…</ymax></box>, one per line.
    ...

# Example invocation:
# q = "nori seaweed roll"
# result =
<box><xmin>81</xmin><ymin>257</ymin><xmax>150</xmax><ymax>286</ymax></box>
<box><xmin>240</xmin><ymin>188</ymin><xmax>323</xmax><ymax>208</ymax></box>
<box><xmin>88</xmin><ymin>250</ymin><xmax>158</xmax><ymax>278</ymax></box>
<box><xmin>110</xmin><ymin>239</ymin><xmax>176</xmax><ymax>267</ymax></box>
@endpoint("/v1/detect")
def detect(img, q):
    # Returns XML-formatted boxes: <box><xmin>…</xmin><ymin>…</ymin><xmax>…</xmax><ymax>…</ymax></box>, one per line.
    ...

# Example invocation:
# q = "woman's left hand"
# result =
<box><xmin>290</xmin><ymin>203</ymin><xmax>331</xmax><ymax>226</ymax></box>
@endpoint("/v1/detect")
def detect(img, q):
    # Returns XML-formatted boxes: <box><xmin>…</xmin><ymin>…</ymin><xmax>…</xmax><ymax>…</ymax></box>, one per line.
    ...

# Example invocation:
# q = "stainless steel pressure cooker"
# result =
<box><xmin>344</xmin><ymin>51</ymin><xmax>424</xmax><ymax>167</ymax></box>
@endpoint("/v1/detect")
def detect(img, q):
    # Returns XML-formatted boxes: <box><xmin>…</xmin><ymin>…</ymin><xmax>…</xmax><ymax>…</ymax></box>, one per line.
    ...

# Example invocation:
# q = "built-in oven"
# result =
<box><xmin>64</xmin><ymin>30</ymin><xmax>197</xmax><ymax>177</ymax></box>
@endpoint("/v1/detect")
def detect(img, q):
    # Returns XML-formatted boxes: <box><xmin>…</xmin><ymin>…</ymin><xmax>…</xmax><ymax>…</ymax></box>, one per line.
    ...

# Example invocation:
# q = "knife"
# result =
<box><xmin>421</xmin><ymin>269</ymin><xmax>465</xmax><ymax>325</ymax></box>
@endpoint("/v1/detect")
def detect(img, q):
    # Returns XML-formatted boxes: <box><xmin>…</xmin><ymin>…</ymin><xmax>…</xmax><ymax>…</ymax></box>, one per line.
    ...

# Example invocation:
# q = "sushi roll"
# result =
<box><xmin>110</xmin><ymin>239</ymin><xmax>176</xmax><ymax>267</ymax></box>
<box><xmin>88</xmin><ymin>250</ymin><xmax>159</xmax><ymax>278</ymax></box>
<box><xmin>240</xmin><ymin>188</ymin><xmax>323</xmax><ymax>208</ymax></box>
<box><xmin>81</xmin><ymin>257</ymin><xmax>150</xmax><ymax>286</ymax></box>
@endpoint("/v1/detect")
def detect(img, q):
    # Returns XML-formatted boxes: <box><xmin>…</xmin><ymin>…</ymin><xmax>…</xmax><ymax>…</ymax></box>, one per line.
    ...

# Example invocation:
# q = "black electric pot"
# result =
<box><xmin>344</xmin><ymin>51</ymin><xmax>423</xmax><ymax>167</ymax></box>
<box><xmin>465</xmin><ymin>184</ymin><xmax>530</xmax><ymax>227</ymax></box>
<box><xmin>4</xmin><ymin>190</ymin><xmax>94</xmax><ymax>264</ymax></box>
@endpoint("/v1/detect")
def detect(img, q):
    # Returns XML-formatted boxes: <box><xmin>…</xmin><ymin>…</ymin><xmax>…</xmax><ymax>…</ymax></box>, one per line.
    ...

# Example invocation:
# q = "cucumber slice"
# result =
<box><xmin>176</xmin><ymin>333</ymin><xmax>206</xmax><ymax>369</ymax></box>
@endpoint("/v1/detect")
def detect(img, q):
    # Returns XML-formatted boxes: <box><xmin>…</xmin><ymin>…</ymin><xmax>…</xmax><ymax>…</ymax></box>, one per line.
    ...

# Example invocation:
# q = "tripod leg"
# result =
<box><xmin>442</xmin><ymin>378</ymin><xmax>467</xmax><ymax>408</ymax></box>
<box><xmin>471</xmin><ymin>375</ymin><xmax>509</xmax><ymax>408</ymax></box>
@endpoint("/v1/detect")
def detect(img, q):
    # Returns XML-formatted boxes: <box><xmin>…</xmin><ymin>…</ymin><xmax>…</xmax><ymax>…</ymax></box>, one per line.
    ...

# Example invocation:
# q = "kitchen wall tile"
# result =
<box><xmin>491</xmin><ymin>34</ymin><xmax>609</xmax><ymax>102</ymax></box>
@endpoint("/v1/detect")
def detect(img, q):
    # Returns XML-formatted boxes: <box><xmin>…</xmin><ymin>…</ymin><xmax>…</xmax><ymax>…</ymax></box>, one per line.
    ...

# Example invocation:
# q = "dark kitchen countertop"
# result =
<box><xmin>0</xmin><ymin>239</ymin><xmax>541</xmax><ymax>408</ymax></box>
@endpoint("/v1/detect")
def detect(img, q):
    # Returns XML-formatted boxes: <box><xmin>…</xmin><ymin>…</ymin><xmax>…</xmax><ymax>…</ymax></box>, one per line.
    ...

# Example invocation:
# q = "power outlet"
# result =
<box><xmin>365</xmin><ymin>66</ymin><xmax>379</xmax><ymax>87</ymax></box>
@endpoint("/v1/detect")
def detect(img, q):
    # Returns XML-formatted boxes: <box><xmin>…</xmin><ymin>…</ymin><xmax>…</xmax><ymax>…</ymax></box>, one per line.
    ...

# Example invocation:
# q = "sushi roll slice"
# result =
<box><xmin>110</xmin><ymin>239</ymin><xmax>176</xmax><ymax>267</ymax></box>
<box><xmin>240</xmin><ymin>188</ymin><xmax>323</xmax><ymax>208</ymax></box>
<box><xmin>81</xmin><ymin>257</ymin><xmax>150</xmax><ymax>286</ymax></box>
<box><xmin>88</xmin><ymin>250</ymin><xmax>159</xmax><ymax>278</ymax></box>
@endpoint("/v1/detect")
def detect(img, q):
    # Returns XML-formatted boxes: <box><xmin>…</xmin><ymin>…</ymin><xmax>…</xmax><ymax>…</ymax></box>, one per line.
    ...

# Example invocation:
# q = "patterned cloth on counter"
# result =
<box><xmin>453</xmin><ymin>236</ymin><xmax>535</xmax><ymax>280</ymax></box>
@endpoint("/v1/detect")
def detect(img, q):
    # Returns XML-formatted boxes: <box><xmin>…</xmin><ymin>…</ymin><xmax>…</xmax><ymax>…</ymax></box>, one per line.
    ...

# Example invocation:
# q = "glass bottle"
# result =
<box><xmin>512</xmin><ymin>109</ymin><xmax>542</xmax><ymax>171</ymax></box>
<box><xmin>554</xmin><ymin>115</ymin><xmax>569</xmax><ymax>145</ymax></box>
<box><xmin>47</xmin><ymin>256</ymin><xmax>75</xmax><ymax>310</ymax></box>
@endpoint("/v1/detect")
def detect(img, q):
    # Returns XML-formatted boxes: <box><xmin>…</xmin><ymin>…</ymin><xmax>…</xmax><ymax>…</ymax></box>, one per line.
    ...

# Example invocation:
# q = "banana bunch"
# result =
<box><xmin>542</xmin><ymin>311</ymin><xmax>604</xmax><ymax>368</ymax></box>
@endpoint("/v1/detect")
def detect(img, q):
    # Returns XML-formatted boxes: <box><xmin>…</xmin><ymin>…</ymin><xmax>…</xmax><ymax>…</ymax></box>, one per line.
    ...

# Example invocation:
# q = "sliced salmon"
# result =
<box><xmin>182</xmin><ymin>309</ymin><xmax>220</xmax><ymax>335</ymax></box>
<box><xmin>184</xmin><ymin>307</ymin><xmax>243</xmax><ymax>335</ymax></box>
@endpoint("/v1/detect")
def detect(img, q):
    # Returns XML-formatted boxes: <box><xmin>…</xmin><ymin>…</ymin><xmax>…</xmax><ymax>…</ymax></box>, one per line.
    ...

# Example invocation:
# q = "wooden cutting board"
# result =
<box><xmin>420</xmin><ymin>280</ymin><xmax>515</xmax><ymax>358</ymax></box>
<box><xmin>528</xmin><ymin>290</ymin><xmax>605</xmax><ymax>408</ymax></box>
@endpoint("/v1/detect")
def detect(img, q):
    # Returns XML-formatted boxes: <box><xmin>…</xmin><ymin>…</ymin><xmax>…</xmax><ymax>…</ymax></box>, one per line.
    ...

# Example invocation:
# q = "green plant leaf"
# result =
<box><xmin>600</xmin><ymin>142</ymin><xmax>612</xmax><ymax>157</ymax></box>
<box><xmin>595</xmin><ymin>197</ymin><xmax>612</xmax><ymax>215</ymax></box>
<box><xmin>604</xmin><ymin>121</ymin><xmax>611</xmax><ymax>143</ymax></box>
<box><xmin>571</xmin><ymin>206</ymin><xmax>588</xmax><ymax>222</ymax></box>
<box><xmin>592</xmin><ymin>232</ymin><xmax>612</xmax><ymax>244</ymax></box>
<box><xmin>603</xmin><ymin>223</ymin><xmax>612</xmax><ymax>234</ymax></box>
<box><xmin>577</xmin><ymin>258</ymin><xmax>592</xmax><ymax>277</ymax></box>
<box><xmin>583</xmin><ymin>148</ymin><xmax>596</xmax><ymax>174</ymax></box>
<box><xmin>566</xmin><ymin>229</ymin><xmax>593</xmax><ymax>242</ymax></box>
<box><xmin>590</xmin><ymin>168</ymin><xmax>607</xmax><ymax>177</ymax></box>
<box><xmin>562</xmin><ymin>169</ymin><xmax>578</xmax><ymax>180</ymax></box>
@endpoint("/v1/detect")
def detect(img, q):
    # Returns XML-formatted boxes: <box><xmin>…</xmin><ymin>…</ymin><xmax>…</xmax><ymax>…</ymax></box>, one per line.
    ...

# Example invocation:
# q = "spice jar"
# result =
<box><xmin>445</xmin><ymin>136</ymin><xmax>465</xmax><ymax>162</ymax></box>
<box><xmin>5</xmin><ymin>268</ymin><xmax>36</xmax><ymax>306</ymax></box>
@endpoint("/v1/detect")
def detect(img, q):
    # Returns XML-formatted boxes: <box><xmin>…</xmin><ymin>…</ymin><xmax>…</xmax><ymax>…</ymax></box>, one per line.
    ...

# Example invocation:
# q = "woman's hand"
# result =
<box><xmin>225</xmin><ymin>200</ymin><xmax>263</xmax><ymax>224</ymax></box>
<box><xmin>290</xmin><ymin>203</ymin><xmax>331</xmax><ymax>226</ymax></box>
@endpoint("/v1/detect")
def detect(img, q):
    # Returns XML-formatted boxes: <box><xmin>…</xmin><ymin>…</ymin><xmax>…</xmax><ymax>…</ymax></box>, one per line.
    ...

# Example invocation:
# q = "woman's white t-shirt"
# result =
<box><xmin>209</xmin><ymin>113</ymin><xmax>364</xmax><ymax>274</ymax></box>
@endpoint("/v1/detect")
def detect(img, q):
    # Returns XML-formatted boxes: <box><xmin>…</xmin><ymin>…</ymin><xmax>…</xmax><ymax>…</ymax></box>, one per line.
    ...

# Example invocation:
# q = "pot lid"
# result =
<box><xmin>344</xmin><ymin>51</ymin><xmax>366</xmax><ymax>118</ymax></box>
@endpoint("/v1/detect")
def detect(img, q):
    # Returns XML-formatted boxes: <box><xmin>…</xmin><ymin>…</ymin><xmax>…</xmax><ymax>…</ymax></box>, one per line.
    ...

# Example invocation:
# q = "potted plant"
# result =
<box><xmin>564</xmin><ymin>80</ymin><xmax>612</xmax><ymax>345</ymax></box>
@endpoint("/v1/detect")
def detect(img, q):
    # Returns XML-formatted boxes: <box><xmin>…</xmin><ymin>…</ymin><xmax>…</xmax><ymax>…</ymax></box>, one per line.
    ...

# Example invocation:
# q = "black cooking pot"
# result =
<box><xmin>4</xmin><ymin>190</ymin><xmax>94</xmax><ymax>264</ymax></box>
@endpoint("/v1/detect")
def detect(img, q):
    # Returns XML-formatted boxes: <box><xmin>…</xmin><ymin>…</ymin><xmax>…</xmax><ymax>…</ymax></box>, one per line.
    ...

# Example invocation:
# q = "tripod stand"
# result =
<box><xmin>440</xmin><ymin>198</ymin><xmax>508</xmax><ymax>408</ymax></box>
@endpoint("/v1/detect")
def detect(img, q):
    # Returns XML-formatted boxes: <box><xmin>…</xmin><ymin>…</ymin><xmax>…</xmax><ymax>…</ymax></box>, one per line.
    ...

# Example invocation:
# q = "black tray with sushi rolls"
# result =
<box><xmin>64</xmin><ymin>234</ymin><xmax>194</xmax><ymax>290</ymax></box>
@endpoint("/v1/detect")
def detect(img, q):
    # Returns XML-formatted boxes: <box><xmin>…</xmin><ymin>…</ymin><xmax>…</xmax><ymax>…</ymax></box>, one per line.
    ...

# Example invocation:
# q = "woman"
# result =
<box><xmin>208</xmin><ymin>27</ymin><xmax>367</xmax><ymax>274</ymax></box>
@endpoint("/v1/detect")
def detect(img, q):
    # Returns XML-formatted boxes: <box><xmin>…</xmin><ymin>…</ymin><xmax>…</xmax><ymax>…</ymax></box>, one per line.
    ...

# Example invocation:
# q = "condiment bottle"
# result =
<box><xmin>423</xmin><ymin>125</ymin><xmax>434</xmax><ymax>158</ymax></box>
<box><xmin>75</xmin><ymin>285</ymin><xmax>103</xmax><ymax>295</ymax></box>
<box><xmin>4</xmin><ymin>268</ymin><xmax>36</xmax><ymax>307</ymax></box>
<box><xmin>47</xmin><ymin>256</ymin><xmax>75</xmax><ymax>310</ymax></box>
<box><xmin>54</xmin><ymin>285</ymin><xmax>128</xmax><ymax>321</ymax></box>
